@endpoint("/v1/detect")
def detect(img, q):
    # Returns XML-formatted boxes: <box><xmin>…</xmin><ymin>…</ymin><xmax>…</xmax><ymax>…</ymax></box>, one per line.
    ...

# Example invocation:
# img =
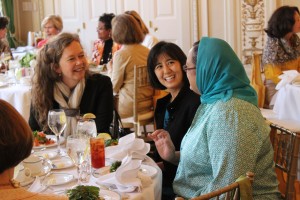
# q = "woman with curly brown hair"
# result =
<box><xmin>29</xmin><ymin>32</ymin><xmax>113</xmax><ymax>137</ymax></box>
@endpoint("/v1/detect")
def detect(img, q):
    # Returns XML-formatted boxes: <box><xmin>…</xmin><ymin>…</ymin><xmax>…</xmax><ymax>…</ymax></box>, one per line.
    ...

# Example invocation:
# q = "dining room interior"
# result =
<box><xmin>1</xmin><ymin>0</ymin><xmax>300</xmax><ymax>199</ymax></box>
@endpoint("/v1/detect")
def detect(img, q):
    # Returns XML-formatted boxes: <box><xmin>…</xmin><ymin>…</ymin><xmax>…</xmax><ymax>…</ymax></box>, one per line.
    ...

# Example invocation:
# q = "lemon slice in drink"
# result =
<box><xmin>60</xmin><ymin>113</ymin><xmax>66</xmax><ymax>123</ymax></box>
<box><xmin>97</xmin><ymin>133</ymin><xmax>112</xmax><ymax>141</ymax></box>
<box><xmin>83</xmin><ymin>113</ymin><xmax>96</xmax><ymax>119</ymax></box>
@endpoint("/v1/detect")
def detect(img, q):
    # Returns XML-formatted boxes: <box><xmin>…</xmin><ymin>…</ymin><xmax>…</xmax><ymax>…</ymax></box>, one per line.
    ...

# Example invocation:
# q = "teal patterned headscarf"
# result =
<box><xmin>196</xmin><ymin>37</ymin><xmax>257</xmax><ymax>106</ymax></box>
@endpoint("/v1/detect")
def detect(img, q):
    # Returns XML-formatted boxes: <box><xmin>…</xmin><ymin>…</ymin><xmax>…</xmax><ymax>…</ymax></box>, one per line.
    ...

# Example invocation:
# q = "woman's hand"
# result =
<box><xmin>148</xmin><ymin>129</ymin><xmax>177</xmax><ymax>163</ymax></box>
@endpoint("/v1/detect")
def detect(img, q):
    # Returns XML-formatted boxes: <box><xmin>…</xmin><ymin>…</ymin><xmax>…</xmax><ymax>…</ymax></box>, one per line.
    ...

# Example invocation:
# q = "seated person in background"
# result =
<box><xmin>125</xmin><ymin>10</ymin><xmax>159</xmax><ymax>49</ymax></box>
<box><xmin>91</xmin><ymin>13</ymin><xmax>119</xmax><ymax>65</ymax></box>
<box><xmin>149</xmin><ymin>37</ymin><xmax>281</xmax><ymax>199</ymax></box>
<box><xmin>29</xmin><ymin>32</ymin><xmax>113</xmax><ymax>137</ymax></box>
<box><xmin>0</xmin><ymin>99</ymin><xmax>67</xmax><ymax>200</ymax></box>
<box><xmin>37</xmin><ymin>15</ymin><xmax>63</xmax><ymax>48</ymax></box>
<box><xmin>110</xmin><ymin>14</ymin><xmax>153</xmax><ymax>118</ymax></box>
<box><xmin>147</xmin><ymin>41</ymin><xmax>200</xmax><ymax>199</ymax></box>
<box><xmin>0</xmin><ymin>16</ymin><xmax>13</xmax><ymax>58</ymax></box>
<box><xmin>262</xmin><ymin>6</ymin><xmax>300</xmax><ymax>107</ymax></box>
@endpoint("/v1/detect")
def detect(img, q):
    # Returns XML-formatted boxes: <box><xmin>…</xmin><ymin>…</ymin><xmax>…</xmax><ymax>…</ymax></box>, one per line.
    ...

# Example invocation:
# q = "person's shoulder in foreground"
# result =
<box><xmin>0</xmin><ymin>187</ymin><xmax>68</xmax><ymax>200</ymax></box>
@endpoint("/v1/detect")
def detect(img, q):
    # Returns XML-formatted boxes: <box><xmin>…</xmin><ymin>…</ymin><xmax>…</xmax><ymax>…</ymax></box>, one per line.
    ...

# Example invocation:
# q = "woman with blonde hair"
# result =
<box><xmin>110</xmin><ymin>14</ymin><xmax>153</xmax><ymax>119</ymax></box>
<box><xmin>37</xmin><ymin>15</ymin><xmax>63</xmax><ymax>48</ymax></box>
<box><xmin>125</xmin><ymin>10</ymin><xmax>158</xmax><ymax>49</ymax></box>
<box><xmin>0</xmin><ymin>99</ymin><xmax>67</xmax><ymax>200</ymax></box>
<box><xmin>29</xmin><ymin>32</ymin><xmax>113</xmax><ymax>136</ymax></box>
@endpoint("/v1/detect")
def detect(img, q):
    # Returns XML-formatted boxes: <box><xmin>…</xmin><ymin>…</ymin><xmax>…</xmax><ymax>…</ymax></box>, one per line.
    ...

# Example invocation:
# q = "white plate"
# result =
<box><xmin>34</xmin><ymin>151</ymin><xmax>58</xmax><ymax>160</ymax></box>
<box><xmin>51</xmin><ymin>157</ymin><xmax>74</xmax><ymax>169</ymax></box>
<box><xmin>139</xmin><ymin>164</ymin><xmax>158</xmax><ymax>178</ymax></box>
<box><xmin>43</xmin><ymin>173</ymin><xmax>74</xmax><ymax>186</ymax></box>
<box><xmin>0</xmin><ymin>82</ymin><xmax>8</xmax><ymax>88</ymax></box>
<box><xmin>17</xmin><ymin>176</ymin><xmax>35</xmax><ymax>187</ymax></box>
<box><xmin>31</xmin><ymin>161</ymin><xmax>52</xmax><ymax>177</ymax></box>
<box><xmin>100</xmin><ymin>189</ymin><xmax>121</xmax><ymax>200</ymax></box>
<box><xmin>33</xmin><ymin>135</ymin><xmax>65</xmax><ymax>149</ymax></box>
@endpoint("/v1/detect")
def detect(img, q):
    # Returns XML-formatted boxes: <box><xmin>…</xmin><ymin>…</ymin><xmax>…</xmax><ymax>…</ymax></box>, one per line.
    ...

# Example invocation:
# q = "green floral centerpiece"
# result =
<box><xmin>19</xmin><ymin>52</ymin><xmax>36</xmax><ymax>67</ymax></box>
<box><xmin>67</xmin><ymin>185</ymin><xmax>104</xmax><ymax>200</ymax></box>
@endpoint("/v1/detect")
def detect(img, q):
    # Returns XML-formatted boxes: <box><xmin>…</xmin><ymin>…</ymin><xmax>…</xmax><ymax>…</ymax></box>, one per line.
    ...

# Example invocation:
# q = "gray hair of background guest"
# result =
<box><xmin>111</xmin><ymin>14</ymin><xmax>144</xmax><ymax>44</ymax></box>
<box><xmin>41</xmin><ymin>14</ymin><xmax>63</xmax><ymax>32</ymax></box>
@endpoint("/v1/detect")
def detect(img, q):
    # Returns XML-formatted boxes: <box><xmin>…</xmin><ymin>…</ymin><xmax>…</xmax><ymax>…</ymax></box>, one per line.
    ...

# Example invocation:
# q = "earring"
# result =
<box><xmin>58</xmin><ymin>73</ymin><xmax>62</xmax><ymax>77</ymax></box>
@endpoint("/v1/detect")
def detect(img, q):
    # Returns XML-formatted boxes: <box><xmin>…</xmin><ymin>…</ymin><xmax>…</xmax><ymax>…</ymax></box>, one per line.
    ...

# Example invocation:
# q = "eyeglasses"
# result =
<box><xmin>182</xmin><ymin>64</ymin><xmax>196</xmax><ymax>72</ymax></box>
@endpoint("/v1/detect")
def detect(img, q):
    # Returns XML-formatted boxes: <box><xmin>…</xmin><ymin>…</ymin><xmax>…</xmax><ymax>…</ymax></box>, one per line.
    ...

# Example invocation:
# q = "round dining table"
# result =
<box><xmin>0</xmin><ymin>84</ymin><xmax>31</xmax><ymax>121</ymax></box>
<box><xmin>26</xmin><ymin>142</ymin><xmax>162</xmax><ymax>200</ymax></box>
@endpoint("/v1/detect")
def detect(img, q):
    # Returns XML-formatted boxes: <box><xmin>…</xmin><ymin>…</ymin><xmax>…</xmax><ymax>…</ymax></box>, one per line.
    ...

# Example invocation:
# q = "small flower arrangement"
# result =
<box><xmin>19</xmin><ymin>52</ymin><xmax>36</xmax><ymax>68</ymax></box>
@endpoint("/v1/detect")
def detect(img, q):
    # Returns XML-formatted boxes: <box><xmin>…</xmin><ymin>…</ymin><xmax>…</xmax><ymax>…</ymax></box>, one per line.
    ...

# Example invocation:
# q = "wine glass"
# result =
<box><xmin>66</xmin><ymin>134</ymin><xmax>88</xmax><ymax>185</ymax></box>
<box><xmin>48</xmin><ymin>109</ymin><xmax>67</xmax><ymax>155</ymax></box>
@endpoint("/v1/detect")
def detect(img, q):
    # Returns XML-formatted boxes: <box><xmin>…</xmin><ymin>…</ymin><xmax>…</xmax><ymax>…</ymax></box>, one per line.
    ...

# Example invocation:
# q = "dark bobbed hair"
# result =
<box><xmin>265</xmin><ymin>6</ymin><xmax>300</xmax><ymax>38</ymax></box>
<box><xmin>0</xmin><ymin>17</ymin><xmax>9</xmax><ymax>29</ymax></box>
<box><xmin>99</xmin><ymin>13</ymin><xmax>115</xmax><ymax>30</ymax></box>
<box><xmin>0</xmin><ymin>100</ymin><xmax>33</xmax><ymax>174</ymax></box>
<box><xmin>112</xmin><ymin>14</ymin><xmax>144</xmax><ymax>44</ymax></box>
<box><xmin>147</xmin><ymin>41</ymin><xmax>188</xmax><ymax>90</ymax></box>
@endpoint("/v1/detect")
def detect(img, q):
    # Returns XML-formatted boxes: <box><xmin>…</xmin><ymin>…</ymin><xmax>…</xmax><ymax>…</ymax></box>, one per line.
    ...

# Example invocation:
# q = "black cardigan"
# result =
<box><xmin>155</xmin><ymin>83</ymin><xmax>200</xmax><ymax>186</ymax></box>
<box><xmin>29</xmin><ymin>73</ymin><xmax>114</xmax><ymax>134</ymax></box>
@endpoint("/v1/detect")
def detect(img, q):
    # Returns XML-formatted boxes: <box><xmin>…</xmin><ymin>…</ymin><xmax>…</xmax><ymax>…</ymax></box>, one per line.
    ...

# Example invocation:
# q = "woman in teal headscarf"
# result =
<box><xmin>149</xmin><ymin>37</ymin><xmax>280</xmax><ymax>199</ymax></box>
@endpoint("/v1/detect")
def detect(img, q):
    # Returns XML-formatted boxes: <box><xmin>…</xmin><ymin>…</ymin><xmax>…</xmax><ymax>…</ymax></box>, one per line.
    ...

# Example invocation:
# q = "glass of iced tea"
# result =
<box><xmin>90</xmin><ymin>137</ymin><xmax>105</xmax><ymax>177</ymax></box>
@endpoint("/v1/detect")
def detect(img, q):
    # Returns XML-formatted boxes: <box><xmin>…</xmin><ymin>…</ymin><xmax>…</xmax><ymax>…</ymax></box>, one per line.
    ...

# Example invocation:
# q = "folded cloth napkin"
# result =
<box><xmin>276</xmin><ymin>70</ymin><xmax>300</xmax><ymax>90</ymax></box>
<box><xmin>105</xmin><ymin>133</ymin><xmax>150</xmax><ymax>161</ymax></box>
<box><xmin>97</xmin><ymin>155</ymin><xmax>142</xmax><ymax>192</ymax></box>
<box><xmin>28</xmin><ymin>176</ymin><xmax>47</xmax><ymax>193</ymax></box>
<box><xmin>292</xmin><ymin>74</ymin><xmax>300</xmax><ymax>86</ymax></box>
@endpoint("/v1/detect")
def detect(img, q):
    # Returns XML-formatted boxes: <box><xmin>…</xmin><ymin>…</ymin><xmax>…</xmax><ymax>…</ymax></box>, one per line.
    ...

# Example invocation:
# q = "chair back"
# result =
<box><xmin>270</xmin><ymin>123</ymin><xmax>300</xmax><ymax>200</ymax></box>
<box><xmin>175</xmin><ymin>172</ymin><xmax>254</xmax><ymax>200</ymax></box>
<box><xmin>250</xmin><ymin>53</ymin><xmax>265</xmax><ymax>108</ymax></box>
<box><xmin>133</xmin><ymin>65</ymin><xmax>154</xmax><ymax>136</ymax></box>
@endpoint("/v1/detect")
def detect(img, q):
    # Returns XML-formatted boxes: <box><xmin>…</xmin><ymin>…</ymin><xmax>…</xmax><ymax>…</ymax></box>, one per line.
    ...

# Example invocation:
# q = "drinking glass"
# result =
<box><xmin>76</xmin><ymin>119</ymin><xmax>97</xmax><ymax>138</ymax></box>
<box><xmin>90</xmin><ymin>137</ymin><xmax>105</xmax><ymax>177</ymax></box>
<box><xmin>66</xmin><ymin>135</ymin><xmax>88</xmax><ymax>184</ymax></box>
<box><xmin>48</xmin><ymin>109</ymin><xmax>66</xmax><ymax>155</ymax></box>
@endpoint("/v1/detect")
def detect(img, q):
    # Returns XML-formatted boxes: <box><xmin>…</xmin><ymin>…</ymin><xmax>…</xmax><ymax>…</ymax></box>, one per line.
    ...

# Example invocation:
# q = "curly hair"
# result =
<box><xmin>147</xmin><ymin>41</ymin><xmax>188</xmax><ymax>90</ymax></box>
<box><xmin>31</xmin><ymin>32</ymin><xmax>83</xmax><ymax>131</ymax></box>
<box><xmin>0</xmin><ymin>100</ymin><xmax>33</xmax><ymax>173</ymax></box>
<box><xmin>265</xmin><ymin>6</ymin><xmax>300</xmax><ymax>38</ymax></box>
<box><xmin>99</xmin><ymin>13</ymin><xmax>115</xmax><ymax>30</ymax></box>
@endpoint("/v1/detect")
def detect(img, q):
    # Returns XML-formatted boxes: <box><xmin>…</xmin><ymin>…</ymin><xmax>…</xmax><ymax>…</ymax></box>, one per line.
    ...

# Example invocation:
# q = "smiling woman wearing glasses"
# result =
<box><xmin>147</xmin><ymin>41</ymin><xmax>200</xmax><ymax>200</ymax></box>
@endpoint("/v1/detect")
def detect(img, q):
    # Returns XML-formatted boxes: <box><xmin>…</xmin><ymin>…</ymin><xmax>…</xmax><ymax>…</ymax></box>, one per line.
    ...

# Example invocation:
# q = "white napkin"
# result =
<box><xmin>292</xmin><ymin>74</ymin><xmax>300</xmax><ymax>86</ymax></box>
<box><xmin>97</xmin><ymin>155</ymin><xmax>142</xmax><ymax>192</ymax></box>
<box><xmin>276</xmin><ymin>70</ymin><xmax>300</xmax><ymax>90</ymax></box>
<box><xmin>105</xmin><ymin>133</ymin><xmax>150</xmax><ymax>161</ymax></box>
<box><xmin>28</xmin><ymin>176</ymin><xmax>46</xmax><ymax>193</ymax></box>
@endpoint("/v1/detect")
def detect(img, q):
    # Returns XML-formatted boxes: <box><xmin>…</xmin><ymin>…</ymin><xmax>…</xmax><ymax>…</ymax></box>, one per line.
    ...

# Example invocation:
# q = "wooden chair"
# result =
<box><xmin>269</xmin><ymin>123</ymin><xmax>300</xmax><ymax>200</ymax></box>
<box><xmin>121</xmin><ymin>65</ymin><xmax>155</xmax><ymax>137</ymax></box>
<box><xmin>175</xmin><ymin>172</ymin><xmax>254</xmax><ymax>200</ymax></box>
<box><xmin>250</xmin><ymin>52</ymin><xmax>265</xmax><ymax>108</ymax></box>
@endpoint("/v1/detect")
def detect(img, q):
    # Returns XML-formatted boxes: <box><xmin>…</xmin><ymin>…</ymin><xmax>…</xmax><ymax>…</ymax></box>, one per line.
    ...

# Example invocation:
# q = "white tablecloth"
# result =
<box><xmin>29</xmin><ymin>145</ymin><xmax>162</xmax><ymax>200</ymax></box>
<box><xmin>273</xmin><ymin>84</ymin><xmax>300</xmax><ymax>122</ymax></box>
<box><xmin>0</xmin><ymin>84</ymin><xmax>31</xmax><ymax>120</ymax></box>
